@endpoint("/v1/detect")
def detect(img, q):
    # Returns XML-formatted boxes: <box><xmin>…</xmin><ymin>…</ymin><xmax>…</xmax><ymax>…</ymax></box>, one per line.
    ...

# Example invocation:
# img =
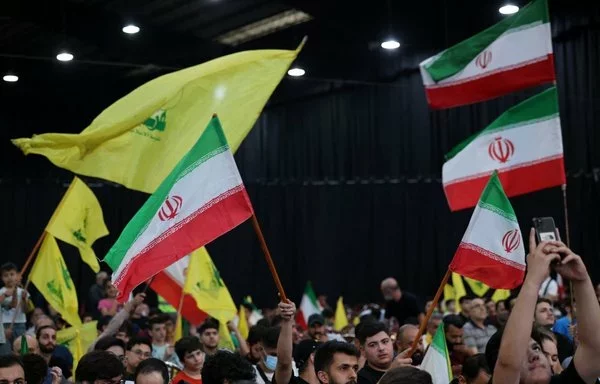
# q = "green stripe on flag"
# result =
<box><xmin>478</xmin><ymin>172</ymin><xmax>517</xmax><ymax>222</ymax></box>
<box><xmin>104</xmin><ymin>116</ymin><xmax>228</xmax><ymax>269</ymax></box>
<box><xmin>431</xmin><ymin>323</ymin><xmax>452</xmax><ymax>378</ymax></box>
<box><xmin>445</xmin><ymin>87</ymin><xmax>558</xmax><ymax>160</ymax></box>
<box><xmin>306</xmin><ymin>282</ymin><xmax>319</xmax><ymax>308</ymax></box>
<box><xmin>425</xmin><ymin>0</ymin><xmax>549</xmax><ymax>82</ymax></box>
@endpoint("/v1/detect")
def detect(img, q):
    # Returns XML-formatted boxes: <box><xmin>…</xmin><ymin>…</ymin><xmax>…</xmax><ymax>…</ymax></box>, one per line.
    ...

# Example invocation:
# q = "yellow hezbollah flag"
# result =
<box><xmin>445</xmin><ymin>272</ymin><xmax>511</xmax><ymax>311</ymax></box>
<box><xmin>30</xmin><ymin>235</ymin><xmax>81</xmax><ymax>328</ymax></box>
<box><xmin>238</xmin><ymin>304</ymin><xmax>249</xmax><ymax>340</ymax></box>
<box><xmin>334</xmin><ymin>297</ymin><xmax>349</xmax><ymax>331</ymax></box>
<box><xmin>57</xmin><ymin>321</ymin><xmax>98</xmax><ymax>372</ymax></box>
<box><xmin>46</xmin><ymin>177</ymin><xmax>108</xmax><ymax>273</ymax></box>
<box><xmin>184</xmin><ymin>247</ymin><xmax>237</xmax><ymax>350</ymax></box>
<box><xmin>174</xmin><ymin>314</ymin><xmax>183</xmax><ymax>342</ymax></box>
<box><xmin>12</xmin><ymin>42</ymin><xmax>305</xmax><ymax>194</ymax></box>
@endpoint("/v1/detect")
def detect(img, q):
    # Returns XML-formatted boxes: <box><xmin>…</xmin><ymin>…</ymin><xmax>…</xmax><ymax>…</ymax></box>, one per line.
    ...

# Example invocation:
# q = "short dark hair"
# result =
<box><xmin>198</xmin><ymin>318</ymin><xmax>220</xmax><ymax>335</ymax></box>
<box><xmin>536</xmin><ymin>298</ymin><xmax>553</xmax><ymax>307</ymax></box>
<box><xmin>356</xmin><ymin>321</ymin><xmax>388</xmax><ymax>345</ymax></box>
<box><xmin>175</xmin><ymin>336</ymin><xmax>204</xmax><ymax>362</ymax></box>
<box><xmin>314</xmin><ymin>341</ymin><xmax>360</xmax><ymax>377</ymax></box>
<box><xmin>94</xmin><ymin>336</ymin><xmax>126</xmax><ymax>352</ymax></box>
<box><xmin>149</xmin><ymin>314</ymin><xmax>169</xmax><ymax>330</ymax></box>
<box><xmin>75</xmin><ymin>350</ymin><xmax>124</xmax><ymax>382</ymax></box>
<box><xmin>247</xmin><ymin>326</ymin><xmax>266</xmax><ymax>346</ymax></box>
<box><xmin>443</xmin><ymin>315</ymin><xmax>465</xmax><ymax>332</ymax></box>
<box><xmin>118</xmin><ymin>320</ymin><xmax>135</xmax><ymax>337</ymax></box>
<box><xmin>0</xmin><ymin>262</ymin><xmax>18</xmax><ymax>273</ymax></box>
<box><xmin>322</xmin><ymin>308</ymin><xmax>334</xmax><ymax>319</ymax></box>
<box><xmin>459</xmin><ymin>296</ymin><xmax>474</xmax><ymax>305</ymax></box>
<box><xmin>97</xmin><ymin>315</ymin><xmax>113</xmax><ymax>331</ymax></box>
<box><xmin>462</xmin><ymin>354</ymin><xmax>490</xmax><ymax>380</ymax></box>
<box><xmin>261</xmin><ymin>327</ymin><xmax>281</xmax><ymax>349</ymax></box>
<box><xmin>202</xmin><ymin>351</ymin><xmax>256</xmax><ymax>384</ymax></box>
<box><xmin>0</xmin><ymin>354</ymin><xmax>24</xmax><ymax>370</ymax></box>
<box><xmin>36</xmin><ymin>325</ymin><xmax>57</xmax><ymax>340</ymax></box>
<box><xmin>444</xmin><ymin>299</ymin><xmax>455</xmax><ymax>308</ymax></box>
<box><xmin>135</xmin><ymin>358</ymin><xmax>169</xmax><ymax>383</ymax></box>
<box><xmin>22</xmin><ymin>354</ymin><xmax>47</xmax><ymax>384</ymax></box>
<box><xmin>378</xmin><ymin>366</ymin><xmax>432</xmax><ymax>384</ymax></box>
<box><xmin>496</xmin><ymin>300</ymin><xmax>508</xmax><ymax>311</ymax></box>
<box><xmin>126</xmin><ymin>336</ymin><xmax>153</xmax><ymax>351</ymax></box>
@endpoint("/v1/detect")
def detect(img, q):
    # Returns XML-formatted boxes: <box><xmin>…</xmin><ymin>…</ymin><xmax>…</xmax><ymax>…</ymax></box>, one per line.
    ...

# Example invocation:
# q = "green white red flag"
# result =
<box><xmin>296</xmin><ymin>282</ymin><xmax>322</xmax><ymax>330</ymax></box>
<box><xmin>449</xmin><ymin>172</ymin><xmax>525</xmax><ymax>289</ymax></box>
<box><xmin>420</xmin><ymin>0</ymin><xmax>554</xmax><ymax>109</ymax></box>
<box><xmin>105</xmin><ymin>116</ymin><xmax>254</xmax><ymax>301</ymax></box>
<box><xmin>420</xmin><ymin>323</ymin><xmax>452</xmax><ymax>384</ymax></box>
<box><xmin>443</xmin><ymin>87</ymin><xmax>565</xmax><ymax>211</ymax></box>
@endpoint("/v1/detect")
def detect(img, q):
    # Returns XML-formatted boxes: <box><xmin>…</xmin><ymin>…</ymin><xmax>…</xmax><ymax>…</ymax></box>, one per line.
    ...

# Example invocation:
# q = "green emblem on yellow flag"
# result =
<box><xmin>144</xmin><ymin>110</ymin><xmax>167</xmax><ymax>132</ymax></box>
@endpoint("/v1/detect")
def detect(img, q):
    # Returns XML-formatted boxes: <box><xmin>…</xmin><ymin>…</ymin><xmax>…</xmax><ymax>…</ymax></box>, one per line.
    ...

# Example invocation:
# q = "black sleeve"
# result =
<box><xmin>553</xmin><ymin>332</ymin><xmax>574</xmax><ymax>364</ymax></box>
<box><xmin>551</xmin><ymin>360</ymin><xmax>587</xmax><ymax>384</ymax></box>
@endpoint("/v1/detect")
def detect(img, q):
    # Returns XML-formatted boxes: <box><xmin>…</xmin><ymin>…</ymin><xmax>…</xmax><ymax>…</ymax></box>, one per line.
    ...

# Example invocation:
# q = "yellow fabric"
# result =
<box><xmin>57</xmin><ymin>321</ymin><xmax>98</xmax><ymax>374</ymax></box>
<box><xmin>12</xmin><ymin>44</ymin><xmax>304</xmax><ymax>194</ymax></box>
<box><xmin>334</xmin><ymin>297</ymin><xmax>349</xmax><ymax>331</ymax></box>
<box><xmin>446</xmin><ymin>272</ymin><xmax>511</xmax><ymax>311</ymax></box>
<box><xmin>30</xmin><ymin>235</ymin><xmax>81</xmax><ymax>327</ymax></box>
<box><xmin>491</xmin><ymin>288</ymin><xmax>511</xmax><ymax>302</ymax></box>
<box><xmin>174</xmin><ymin>314</ymin><xmax>183</xmax><ymax>342</ymax></box>
<box><xmin>45</xmin><ymin>177</ymin><xmax>108</xmax><ymax>272</ymax></box>
<box><xmin>184</xmin><ymin>247</ymin><xmax>237</xmax><ymax>350</ymax></box>
<box><xmin>464</xmin><ymin>277</ymin><xmax>489</xmax><ymax>297</ymax></box>
<box><xmin>238</xmin><ymin>305</ymin><xmax>249</xmax><ymax>340</ymax></box>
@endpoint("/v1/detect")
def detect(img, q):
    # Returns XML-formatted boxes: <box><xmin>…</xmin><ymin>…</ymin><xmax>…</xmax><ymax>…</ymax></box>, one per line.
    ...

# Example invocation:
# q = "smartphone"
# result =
<box><xmin>532</xmin><ymin>217</ymin><xmax>558</xmax><ymax>243</ymax></box>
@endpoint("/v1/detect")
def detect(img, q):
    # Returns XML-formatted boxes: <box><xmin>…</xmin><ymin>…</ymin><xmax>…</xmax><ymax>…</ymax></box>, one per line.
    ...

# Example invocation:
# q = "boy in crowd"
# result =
<box><xmin>172</xmin><ymin>336</ymin><xmax>205</xmax><ymax>384</ymax></box>
<box><xmin>1</xmin><ymin>263</ymin><xmax>30</xmax><ymax>346</ymax></box>
<box><xmin>123</xmin><ymin>337</ymin><xmax>153</xmax><ymax>381</ymax></box>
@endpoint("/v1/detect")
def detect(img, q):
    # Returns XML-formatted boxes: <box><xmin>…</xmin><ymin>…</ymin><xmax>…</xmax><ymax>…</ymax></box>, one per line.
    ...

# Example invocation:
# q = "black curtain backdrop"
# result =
<box><xmin>0</xmin><ymin>7</ymin><xmax>599</xmax><ymax>310</ymax></box>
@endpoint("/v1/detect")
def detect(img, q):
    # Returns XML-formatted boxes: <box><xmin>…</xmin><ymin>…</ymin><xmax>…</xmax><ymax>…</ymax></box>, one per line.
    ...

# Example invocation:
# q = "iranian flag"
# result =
<box><xmin>420</xmin><ymin>0</ymin><xmax>554</xmax><ymax>109</ymax></box>
<box><xmin>105</xmin><ymin>116</ymin><xmax>253</xmax><ymax>301</ymax></box>
<box><xmin>296</xmin><ymin>282</ymin><xmax>322</xmax><ymax>330</ymax></box>
<box><xmin>449</xmin><ymin>172</ymin><xmax>525</xmax><ymax>289</ymax></box>
<box><xmin>420</xmin><ymin>324</ymin><xmax>452</xmax><ymax>384</ymax></box>
<box><xmin>443</xmin><ymin>87</ymin><xmax>565</xmax><ymax>212</ymax></box>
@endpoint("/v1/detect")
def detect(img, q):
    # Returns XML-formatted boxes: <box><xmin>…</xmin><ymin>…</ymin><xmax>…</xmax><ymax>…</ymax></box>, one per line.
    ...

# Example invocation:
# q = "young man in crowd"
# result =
<box><xmin>458</xmin><ymin>297</ymin><xmax>473</xmax><ymax>324</ymax></box>
<box><xmin>444</xmin><ymin>314</ymin><xmax>477</xmax><ymax>377</ymax></box>
<box><xmin>462</xmin><ymin>298</ymin><xmax>496</xmax><ymax>353</ymax></box>
<box><xmin>75</xmin><ymin>350</ymin><xmax>123</xmax><ymax>384</ymax></box>
<box><xmin>93</xmin><ymin>336</ymin><xmax>126</xmax><ymax>363</ymax></box>
<box><xmin>123</xmin><ymin>336</ymin><xmax>153</xmax><ymax>381</ymax></box>
<box><xmin>149</xmin><ymin>314</ymin><xmax>176</xmax><ymax>363</ymax></box>
<box><xmin>246</xmin><ymin>325</ymin><xmax>266</xmax><ymax>365</ymax></box>
<box><xmin>314</xmin><ymin>341</ymin><xmax>360</xmax><ymax>384</ymax></box>
<box><xmin>172</xmin><ymin>336</ymin><xmax>205</xmax><ymax>384</ymax></box>
<box><xmin>36</xmin><ymin>325</ymin><xmax>58</xmax><ymax>364</ymax></box>
<box><xmin>1</xmin><ymin>263</ymin><xmax>30</xmax><ymax>344</ymax></box>
<box><xmin>198</xmin><ymin>319</ymin><xmax>221</xmax><ymax>356</ymax></box>
<box><xmin>253</xmin><ymin>326</ymin><xmax>280</xmax><ymax>384</ymax></box>
<box><xmin>492</xmin><ymin>230</ymin><xmax>600</xmax><ymax>383</ymax></box>
<box><xmin>134</xmin><ymin>358</ymin><xmax>170</xmax><ymax>384</ymax></box>
<box><xmin>0</xmin><ymin>355</ymin><xmax>25</xmax><ymax>383</ymax></box>
<box><xmin>533</xmin><ymin>298</ymin><xmax>573</xmax><ymax>363</ymax></box>
<box><xmin>380</xmin><ymin>278</ymin><xmax>422</xmax><ymax>325</ymax></box>
<box><xmin>356</xmin><ymin>321</ymin><xmax>411</xmax><ymax>384</ymax></box>
<box><xmin>202</xmin><ymin>350</ymin><xmax>257</xmax><ymax>384</ymax></box>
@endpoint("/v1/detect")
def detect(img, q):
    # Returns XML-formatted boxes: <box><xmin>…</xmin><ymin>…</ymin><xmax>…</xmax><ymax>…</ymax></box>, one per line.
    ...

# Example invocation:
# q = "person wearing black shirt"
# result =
<box><xmin>314</xmin><ymin>341</ymin><xmax>360</xmax><ymax>384</ymax></box>
<box><xmin>380</xmin><ymin>278</ymin><xmax>421</xmax><ymax>325</ymax></box>
<box><xmin>458</xmin><ymin>296</ymin><xmax>473</xmax><ymax>324</ymax></box>
<box><xmin>533</xmin><ymin>298</ymin><xmax>573</xmax><ymax>364</ymax></box>
<box><xmin>490</xmin><ymin>231</ymin><xmax>600</xmax><ymax>383</ymax></box>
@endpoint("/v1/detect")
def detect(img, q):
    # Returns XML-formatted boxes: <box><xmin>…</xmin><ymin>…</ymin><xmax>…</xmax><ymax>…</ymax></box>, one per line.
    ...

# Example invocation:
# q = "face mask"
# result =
<box><xmin>264</xmin><ymin>355</ymin><xmax>278</xmax><ymax>371</ymax></box>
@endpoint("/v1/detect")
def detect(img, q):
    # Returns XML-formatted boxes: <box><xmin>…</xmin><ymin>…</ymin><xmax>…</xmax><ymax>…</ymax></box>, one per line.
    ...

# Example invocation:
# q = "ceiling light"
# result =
<box><xmin>287</xmin><ymin>67</ymin><xmax>305</xmax><ymax>77</ymax></box>
<box><xmin>56</xmin><ymin>52</ymin><xmax>74</xmax><ymax>62</ymax></box>
<box><xmin>381</xmin><ymin>39</ymin><xmax>401</xmax><ymax>50</ymax></box>
<box><xmin>499</xmin><ymin>4</ymin><xmax>519</xmax><ymax>15</ymax></box>
<box><xmin>122</xmin><ymin>25</ymin><xmax>140</xmax><ymax>34</ymax></box>
<box><xmin>3</xmin><ymin>75</ymin><xmax>18</xmax><ymax>83</ymax></box>
<box><xmin>216</xmin><ymin>9</ymin><xmax>312</xmax><ymax>46</ymax></box>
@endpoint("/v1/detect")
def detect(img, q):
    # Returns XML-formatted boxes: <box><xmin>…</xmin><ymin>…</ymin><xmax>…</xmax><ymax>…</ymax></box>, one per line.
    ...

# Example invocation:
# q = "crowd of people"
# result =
<box><xmin>1</xmin><ymin>235</ymin><xmax>600</xmax><ymax>383</ymax></box>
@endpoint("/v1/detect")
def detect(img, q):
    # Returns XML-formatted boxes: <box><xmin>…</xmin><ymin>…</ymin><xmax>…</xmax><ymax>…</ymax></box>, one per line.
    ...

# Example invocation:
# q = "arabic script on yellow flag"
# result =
<box><xmin>46</xmin><ymin>177</ymin><xmax>108</xmax><ymax>272</ymax></box>
<box><xmin>12</xmin><ymin>42</ymin><xmax>305</xmax><ymax>194</ymax></box>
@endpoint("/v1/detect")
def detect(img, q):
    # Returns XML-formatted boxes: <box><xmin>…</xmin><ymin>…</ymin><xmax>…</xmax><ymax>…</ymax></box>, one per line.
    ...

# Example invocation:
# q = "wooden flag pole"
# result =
<box><xmin>561</xmin><ymin>184</ymin><xmax>576</xmax><ymax>322</ymax></box>
<box><xmin>407</xmin><ymin>268</ymin><xmax>451</xmax><ymax>358</ymax></box>
<box><xmin>250</xmin><ymin>214</ymin><xmax>287</xmax><ymax>301</ymax></box>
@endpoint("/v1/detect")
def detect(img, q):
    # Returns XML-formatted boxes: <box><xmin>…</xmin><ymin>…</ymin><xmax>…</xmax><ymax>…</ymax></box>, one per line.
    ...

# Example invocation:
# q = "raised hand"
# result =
<box><xmin>525</xmin><ymin>228</ymin><xmax>561</xmax><ymax>287</ymax></box>
<box><xmin>278</xmin><ymin>300</ymin><xmax>296</xmax><ymax>322</ymax></box>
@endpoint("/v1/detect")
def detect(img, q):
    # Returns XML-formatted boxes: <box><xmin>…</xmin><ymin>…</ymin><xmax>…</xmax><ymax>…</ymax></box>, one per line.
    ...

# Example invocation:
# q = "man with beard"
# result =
<box><xmin>246</xmin><ymin>326</ymin><xmax>266</xmax><ymax>365</ymax></box>
<box><xmin>356</xmin><ymin>322</ymin><xmax>411</xmax><ymax>384</ymax></box>
<box><xmin>198</xmin><ymin>319</ymin><xmax>220</xmax><ymax>356</ymax></box>
<box><xmin>443</xmin><ymin>315</ymin><xmax>477</xmax><ymax>377</ymax></box>
<box><xmin>36</xmin><ymin>326</ymin><xmax>58</xmax><ymax>364</ymax></box>
<box><xmin>491</xmin><ymin>231</ymin><xmax>600</xmax><ymax>383</ymax></box>
<box><xmin>395</xmin><ymin>325</ymin><xmax>424</xmax><ymax>366</ymax></box>
<box><xmin>314</xmin><ymin>341</ymin><xmax>360</xmax><ymax>384</ymax></box>
<box><xmin>533</xmin><ymin>298</ymin><xmax>573</xmax><ymax>364</ymax></box>
<box><xmin>172</xmin><ymin>337</ymin><xmax>205</xmax><ymax>384</ymax></box>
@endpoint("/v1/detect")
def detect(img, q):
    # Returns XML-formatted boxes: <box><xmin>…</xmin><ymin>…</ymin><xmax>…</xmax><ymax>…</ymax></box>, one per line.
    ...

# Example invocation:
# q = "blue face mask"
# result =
<box><xmin>264</xmin><ymin>355</ymin><xmax>278</xmax><ymax>371</ymax></box>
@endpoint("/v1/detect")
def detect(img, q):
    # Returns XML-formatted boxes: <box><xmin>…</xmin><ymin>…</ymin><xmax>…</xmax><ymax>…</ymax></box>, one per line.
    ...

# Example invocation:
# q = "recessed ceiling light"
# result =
<box><xmin>287</xmin><ymin>67</ymin><xmax>305</xmax><ymax>77</ymax></box>
<box><xmin>122</xmin><ymin>25</ymin><xmax>140</xmax><ymax>34</ymax></box>
<box><xmin>499</xmin><ymin>4</ymin><xmax>519</xmax><ymax>15</ymax></box>
<box><xmin>3</xmin><ymin>75</ymin><xmax>18</xmax><ymax>83</ymax></box>
<box><xmin>381</xmin><ymin>39</ymin><xmax>401</xmax><ymax>50</ymax></box>
<box><xmin>56</xmin><ymin>52</ymin><xmax>74</xmax><ymax>62</ymax></box>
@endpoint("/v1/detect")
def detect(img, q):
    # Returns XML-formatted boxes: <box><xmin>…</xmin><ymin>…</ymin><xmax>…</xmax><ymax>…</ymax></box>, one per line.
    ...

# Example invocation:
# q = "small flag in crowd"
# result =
<box><xmin>19</xmin><ymin>335</ymin><xmax>28</xmax><ymax>355</ymax></box>
<box><xmin>334</xmin><ymin>297</ymin><xmax>349</xmax><ymax>331</ymax></box>
<box><xmin>30</xmin><ymin>235</ymin><xmax>81</xmax><ymax>327</ymax></box>
<box><xmin>296</xmin><ymin>282</ymin><xmax>322</xmax><ymax>330</ymax></box>
<box><xmin>104</xmin><ymin>116</ymin><xmax>254</xmax><ymax>301</ymax></box>
<box><xmin>444</xmin><ymin>272</ymin><xmax>511</xmax><ymax>310</ymax></box>
<box><xmin>443</xmin><ymin>87</ymin><xmax>565</xmax><ymax>211</ymax></box>
<box><xmin>46</xmin><ymin>176</ymin><xmax>109</xmax><ymax>273</ymax></box>
<box><xmin>238</xmin><ymin>304</ymin><xmax>249</xmax><ymax>340</ymax></box>
<box><xmin>12</xmin><ymin>43</ymin><xmax>304</xmax><ymax>194</ymax></box>
<box><xmin>420</xmin><ymin>0</ymin><xmax>554</xmax><ymax>108</ymax></box>
<box><xmin>449</xmin><ymin>172</ymin><xmax>525</xmax><ymax>289</ymax></box>
<box><xmin>421</xmin><ymin>323</ymin><xmax>452</xmax><ymax>384</ymax></box>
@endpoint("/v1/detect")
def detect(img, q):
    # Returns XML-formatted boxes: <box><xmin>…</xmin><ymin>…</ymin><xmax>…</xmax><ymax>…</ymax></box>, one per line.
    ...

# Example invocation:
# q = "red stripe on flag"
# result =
<box><xmin>150</xmin><ymin>271</ymin><xmax>208</xmax><ymax>324</ymax></box>
<box><xmin>425</xmin><ymin>55</ymin><xmax>555</xmax><ymax>109</ymax></box>
<box><xmin>116</xmin><ymin>188</ymin><xmax>253</xmax><ymax>301</ymax></box>
<box><xmin>450</xmin><ymin>243</ymin><xmax>525</xmax><ymax>289</ymax></box>
<box><xmin>296</xmin><ymin>310</ymin><xmax>308</xmax><ymax>331</ymax></box>
<box><xmin>444</xmin><ymin>157</ymin><xmax>566</xmax><ymax>211</ymax></box>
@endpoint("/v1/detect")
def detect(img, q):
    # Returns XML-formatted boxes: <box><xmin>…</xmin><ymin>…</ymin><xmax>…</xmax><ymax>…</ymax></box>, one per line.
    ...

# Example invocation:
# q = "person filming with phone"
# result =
<box><xmin>491</xmin><ymin>228</ymin><xmax>600</xmax><ymax>384</ymax></box>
